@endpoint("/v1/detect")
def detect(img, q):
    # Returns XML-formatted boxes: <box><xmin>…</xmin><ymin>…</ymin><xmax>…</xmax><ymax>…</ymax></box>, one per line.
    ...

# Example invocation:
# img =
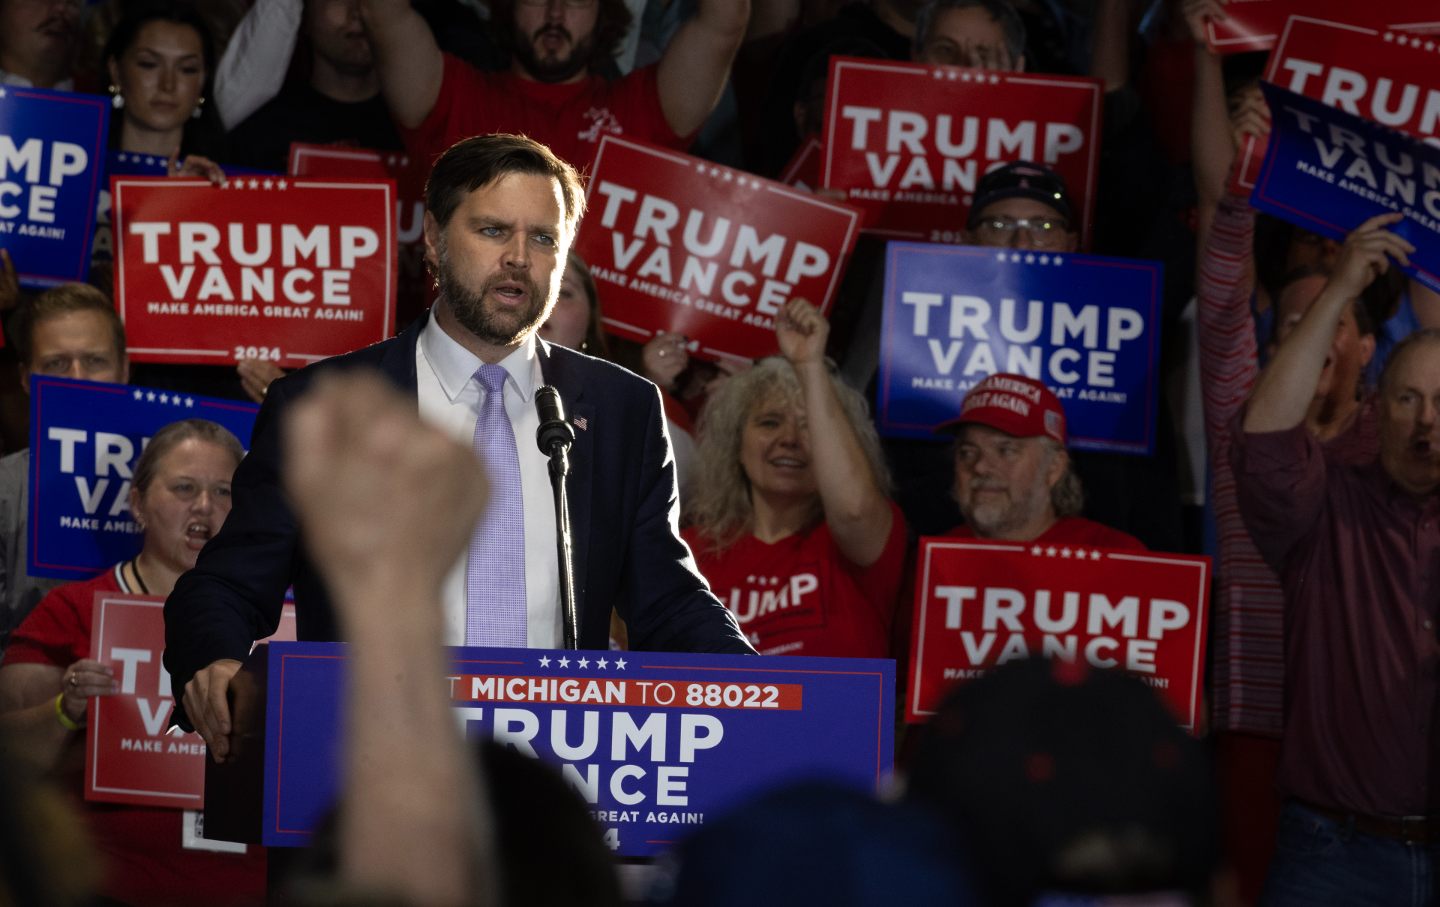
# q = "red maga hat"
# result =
<box><xmin>935</xmin><ymin>373</ymin><xmax>1067</xmax><ymax>445</ymax></box>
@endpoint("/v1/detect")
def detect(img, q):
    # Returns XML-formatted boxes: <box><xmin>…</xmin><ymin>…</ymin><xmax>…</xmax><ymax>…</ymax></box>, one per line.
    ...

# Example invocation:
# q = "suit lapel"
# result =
<box><xmin>382</xmin><ymin>311</ymin><xmax>426</xmax><ymax>403</ymax></box>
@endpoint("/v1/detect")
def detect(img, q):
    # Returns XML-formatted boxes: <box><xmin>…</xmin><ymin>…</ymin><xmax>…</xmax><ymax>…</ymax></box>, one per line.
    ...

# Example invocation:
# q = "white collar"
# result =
<box><xmin>419</xmin><ymin>311</ymin><xmax>540</xmax><ymax>403</ymax></box>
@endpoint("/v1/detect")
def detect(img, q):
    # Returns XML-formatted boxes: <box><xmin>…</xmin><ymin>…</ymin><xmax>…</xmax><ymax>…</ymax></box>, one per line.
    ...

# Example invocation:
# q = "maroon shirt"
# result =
<box><xmin>1234</xmin><ymin>423</ymin><xmax>1440</xmax><ymax>816</ymax></box>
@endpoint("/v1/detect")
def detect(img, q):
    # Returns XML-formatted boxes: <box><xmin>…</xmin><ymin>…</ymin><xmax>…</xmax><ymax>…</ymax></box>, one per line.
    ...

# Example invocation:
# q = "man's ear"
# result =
<box><xmin>19</xmin><ymin>367</ymin><xmax>30</xmax><ymax>397</ymax></box>
<box><xmin>422</xmin><ymin>211</ymin><xmax>441</xmax><ymax>273</ymax></box>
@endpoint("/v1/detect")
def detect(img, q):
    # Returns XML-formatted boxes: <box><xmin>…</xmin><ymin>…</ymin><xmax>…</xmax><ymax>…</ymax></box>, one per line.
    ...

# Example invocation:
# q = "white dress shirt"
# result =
<box><xmin>416</xmin><ymin>316</ymin><xmax>561</xmax><ymax>648</ymax></box>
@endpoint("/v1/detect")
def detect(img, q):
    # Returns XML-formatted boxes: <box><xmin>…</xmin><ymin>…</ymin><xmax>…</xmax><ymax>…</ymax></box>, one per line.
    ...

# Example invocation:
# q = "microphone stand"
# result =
<box><xmin>536</xmin><ymin>387</ymin><xmax>579</xmax><ymax>649</ymax></box>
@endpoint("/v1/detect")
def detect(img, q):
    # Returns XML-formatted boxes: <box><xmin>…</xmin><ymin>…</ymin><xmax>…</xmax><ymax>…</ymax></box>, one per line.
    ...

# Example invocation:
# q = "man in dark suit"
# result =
<box><xmin>164</xmin><ymin>133</ymin><xmax>752</xmax><ymax>761</ymax></box>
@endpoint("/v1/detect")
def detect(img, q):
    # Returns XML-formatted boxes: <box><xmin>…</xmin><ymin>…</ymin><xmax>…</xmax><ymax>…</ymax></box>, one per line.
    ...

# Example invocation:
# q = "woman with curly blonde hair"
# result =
<box><xmin>683</xmin><ymin>299</ymin><xmax>905</xmax><ymax>658</ymax></box>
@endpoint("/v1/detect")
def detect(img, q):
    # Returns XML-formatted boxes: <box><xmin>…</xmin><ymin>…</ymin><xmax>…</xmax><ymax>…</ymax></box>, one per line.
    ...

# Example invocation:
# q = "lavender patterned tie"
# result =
<box><xmin>466</xmin><ymin>363</ymin><xmax>527</xmax><ymax>646</ymax></box>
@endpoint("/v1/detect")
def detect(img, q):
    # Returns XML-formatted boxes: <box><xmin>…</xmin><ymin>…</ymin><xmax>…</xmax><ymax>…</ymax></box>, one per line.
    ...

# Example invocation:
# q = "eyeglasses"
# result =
<box><xmin>516</xmin><ymin>0</ymin><xmax>597</xmax><ymax>7</ymax></box>
<box><xmin>973</xmin><ymin>216</ymin><xmax>1071</xmax><ymax>248</ymax></box>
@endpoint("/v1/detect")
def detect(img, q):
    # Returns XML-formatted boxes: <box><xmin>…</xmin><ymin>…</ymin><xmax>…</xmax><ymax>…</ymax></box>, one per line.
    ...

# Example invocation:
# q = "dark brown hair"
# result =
<box><xmin>424</xmin><ymin>133</ymin><xmax>587</xmax><ymax>237</ymax></box>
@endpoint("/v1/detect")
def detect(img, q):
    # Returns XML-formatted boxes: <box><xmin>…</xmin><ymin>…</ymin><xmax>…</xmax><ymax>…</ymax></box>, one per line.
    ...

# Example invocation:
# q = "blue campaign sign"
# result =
<box><xmin>106</xmin><ymin>151</ymin><xmax>169</xmax><ymax>178</ymax></box>
<box><xmin>1253</xmin><ymin>83</ymin><xmax>1440</xmax><ymax>293</ymax></box>
<box><xmin>878</xmin><ymin>243</ymin><xmax>1164</xmax><ymax>454</ymax></box>
<box><xmin>93</xmin><ymin>154</ymin><xmax>169</xmax><ymax>265</ymax></box>
<box><xmin>260</xmin><ymin>642</ymin><xmax>895</xmax><ymax>855</ymax></box>
<box><xmin>27</xmin><ymin>376</ymin><xmax>258</xmax><ymax>580</ymax></box>
<box><xmin>0</xmin><ymin>86</ymin><xmax>109</xmax><ymax>287</ymax></box>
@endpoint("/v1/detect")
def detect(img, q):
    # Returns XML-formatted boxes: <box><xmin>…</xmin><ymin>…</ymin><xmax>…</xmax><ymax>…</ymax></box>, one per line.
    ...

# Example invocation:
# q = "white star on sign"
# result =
<box><xmin>133</xmin><ymin>390</ymin><xmax>143</xmax><ymax>400</ymax></box>
<box><xmin>614</xmin><ymin>658</ymin><xmax>627</xmax><ymax>670</ymax></box>
<box><xmin>1031</xmin><ymin>545</ymin><xmax>1042</xmax><ymax>555</ymax></box>
<box><xmin>263</xmin><ymin>179</ymin><xmax>274</xmax><ymax>190</ymax></box>
<box><xmin>1061</xmin><ymin>547</ymin><xmax>1072</xmax><ymax>558</ymax></box>
<box><xmin>0</xmin><ymin>88</ymin><xmax>7</xmax><ymax>98</ymax></box>
<box><xmin>146</xmin><ymin>391</ymin><xmax>156</xmax><ymax>401</ymax></box>
<box><xmin>1090</xmin><ymin>550</ymin><xmax>1102</xmax><ymax>561</ymax></box>
<box><xmin>248</xmin><ymin>178</ymin><xmax>260</xmax><ymax>189</ymax></box>
<box><xmin>184</xmin><ymin>397</ymin><xmax>194</xmax><ymax>407</ymax></box>
<box><xmin>596</xmin><ymin>657</ymin><xmax>608</xmax><ymax>669</ymax></box>
<box><xmin>1046</xmin><ymin>546</ymin><xmax>1057</xmax><ymax>556</ymax></box>
<box><xmin>1053</xmin><ymin>256</ymin><xmax>1064</xmax><ymax>266</ymax></box>
<box><xmin>538</xmin><ymin>656</ymin><xmax>551</xmax><ymax>667</ymax></box>
<box><xmin>558</xmin><ymin>657</ymin><xmax>570</xmax><ymax>668</ymax></box>
<box><xmin>277</xmin><ymin>180</ymin><xmax>288</xmax><ymax>190</ymax></box>
<box><xmin>578</xmin><ymin>657</ymin><xmax>590</xmax><ymax>668</ymax></box>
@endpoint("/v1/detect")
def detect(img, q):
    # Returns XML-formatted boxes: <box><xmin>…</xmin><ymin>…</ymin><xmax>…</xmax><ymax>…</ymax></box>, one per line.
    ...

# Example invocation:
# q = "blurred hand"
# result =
<box><xmin>775</xmin><ymin>298</ymin><xmax>829</xmax><ymax>366</ymax></box>
<box><xmin>1327</xmin><ymin>212</ymin><xmax>1413</xmax><ymax>301</ymax></box>
<box><xmin>283</xmin><ymin>371</ymin><xmax>489</xmax><ymax>623</ymax></box>
<box><xmin>1182</xmin><ymin>0</ymin><xmax>1226</xmax><ymax>47</ymax></box>
<box><xmin>237</xmin><ymin>358</ymin><xmax>285</xmax><ymax>404</ymax></box>
<box><xmin>1228</xmin><ymin>84</ymin><xmax>1270</xmax><ymax>147</ymax></box>
<box><xmin>58</xmin><ymin>658</ymin><xmax>118</xmax><ymax>724</ymax></box>
<box><xmin>170</xmin><ymin>153</ymin><xmax>226</xmax><ymax>186</ymax></box>
<box><xmin>641</xmin><ymin>331</ymin><xmax>689</xmax><ymax>390</ymax></box>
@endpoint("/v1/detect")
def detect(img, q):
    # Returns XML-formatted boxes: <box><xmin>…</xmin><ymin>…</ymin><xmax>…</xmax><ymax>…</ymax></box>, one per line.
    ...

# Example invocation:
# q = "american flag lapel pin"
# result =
<box><xmin>573</xmin><ymin>415</ymin><xmax>588</xmax><ymax>431</ymax></box>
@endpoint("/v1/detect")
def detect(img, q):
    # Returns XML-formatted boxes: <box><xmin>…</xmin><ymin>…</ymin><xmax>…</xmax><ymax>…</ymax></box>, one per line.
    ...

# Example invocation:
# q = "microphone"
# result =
<box><xmin>535</xmin><ymin>385</ymin><xmax>574</xmax><ymax>455</ymax></box>
<box><xmin>535</xmin><ymin>384</ymin><xmax>579</xmax><ymax>648</ymax></box>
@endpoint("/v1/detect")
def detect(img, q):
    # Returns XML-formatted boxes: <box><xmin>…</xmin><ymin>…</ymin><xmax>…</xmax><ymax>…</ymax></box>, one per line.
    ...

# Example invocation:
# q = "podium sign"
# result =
<box><xmin>908</xmin><ymin>540</ymin><xmax>1210</xmax><ymax>731</ymax></box>
<box><xmin>240</xmin><ymin>643</ymin><xmax>893</xmax><ymax>855</ymax></box>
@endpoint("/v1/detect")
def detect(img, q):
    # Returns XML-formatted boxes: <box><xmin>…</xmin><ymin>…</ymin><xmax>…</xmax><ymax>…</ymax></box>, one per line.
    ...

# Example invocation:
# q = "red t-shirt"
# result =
<box><xmin>4</xmin><ymin>568</ymin><xmax>267</xmax><ymax>907</ymax></box>
<box><xmin>942</xmin><ymin>516</ymin><xmax>1146</xmax><ymax>551</ymax></box>
<box><xmin>403</xmin><ymin>54</ymin><xmax>684</xmax><ymax>173</ymax></box>
<box><xmin>684</xmin><ymin>502</ymin><xmax>908</xmax><ymax>658</ymax></box>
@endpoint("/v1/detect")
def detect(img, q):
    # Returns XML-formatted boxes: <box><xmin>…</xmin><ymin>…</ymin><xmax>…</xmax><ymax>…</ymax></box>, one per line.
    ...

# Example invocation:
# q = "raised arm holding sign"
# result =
<box><xmin>1232</xmin><ymin>229</ymin><xmax>1440</xmax><ymax>903</ymax></box>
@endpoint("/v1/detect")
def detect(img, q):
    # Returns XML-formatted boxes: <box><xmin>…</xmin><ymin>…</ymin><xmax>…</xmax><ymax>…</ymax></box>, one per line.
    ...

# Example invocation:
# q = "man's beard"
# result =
<box><xmin>436</xmin><ymin>248</ymin><xmax>552</xmax><ymax>348</ymax></box>
<box><xmin>959</xmin><ymin>479</ymin><xmax>1049</xmax><ymax>539</ymax></box>
<box><xmin>513</xmin><ymin>24</ymin><xmax>594</xmax><ymax>83</ymax></box>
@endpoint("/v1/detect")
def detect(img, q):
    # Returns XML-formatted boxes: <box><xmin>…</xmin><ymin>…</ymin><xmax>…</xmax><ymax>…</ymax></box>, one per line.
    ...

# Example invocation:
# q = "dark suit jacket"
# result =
<box><xmin>164</xmin><ymin>315</ymin><xmax>752</xmax><ymax>716</ymax></box>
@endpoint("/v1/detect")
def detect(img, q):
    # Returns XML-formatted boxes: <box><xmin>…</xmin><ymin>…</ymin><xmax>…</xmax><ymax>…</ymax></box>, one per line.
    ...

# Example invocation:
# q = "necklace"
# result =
<box><xmin>129</xmin><ymin>557</ymin><xmax>150</xmax><ymax>595</ymax></box>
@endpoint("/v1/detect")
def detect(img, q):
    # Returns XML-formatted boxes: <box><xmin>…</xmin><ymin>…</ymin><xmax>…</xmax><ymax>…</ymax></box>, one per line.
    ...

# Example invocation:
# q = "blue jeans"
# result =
<box><xmin>1261</xmin><ymin>801</ymin><xmax>1440</xmax><ymax>907</ymax></box>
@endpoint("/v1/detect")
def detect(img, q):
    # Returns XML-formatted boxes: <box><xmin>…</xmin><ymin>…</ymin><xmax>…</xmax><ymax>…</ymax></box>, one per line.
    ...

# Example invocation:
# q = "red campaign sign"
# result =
<box><xmin>574</xmin><ymin>135</ymin><xmax>862</xmax><ymax>362</ymax></box>
<box><xmin>86</xmin><ymin>595</ymin><xmax>296</xmax><ymax>808</ymax></box>
<box><xmin>112</xmin><ymin>176</ymin><xmax>396</xmax><ymax>368</ymax></box>
<box><xmin>288</xmin><ymin>143</ymin><xmax>433</xmax><ymax>327</ymax></box>
<box><xmin>1205</xmin><ymin>0</ymin><xmax>1440</xmax><ymax>54</ymax></box>
<box><xmin>907</xmin><ymin>540</ymin><xmax>1210</xmax><ymax>731</ymax></box>
<box><xmin>780</xmin><ymin>137</ymin><xmax>822</xmax><ymax>191</ymax></box>
<box><xmin>287</xmin><ymin>143</ymin><xmax>427</xmax><ymax>247</ymax></box>
<box><xmin>821</xmin><ymin>57</ymin><xmax>1102</xmax><ymax>247</ymax></box>
<box><xmin>1233</xmin><ymin>17</ymin><xmax>1440</xmax><ymax>193</ymax></box>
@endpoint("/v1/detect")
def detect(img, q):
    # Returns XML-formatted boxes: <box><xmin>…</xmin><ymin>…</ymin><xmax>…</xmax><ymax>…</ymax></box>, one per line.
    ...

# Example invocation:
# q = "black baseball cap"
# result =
<box><xmin>968</xmin><ymin>161</ymin><xmax>1075</xmax><ymax>228</ymax></box>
